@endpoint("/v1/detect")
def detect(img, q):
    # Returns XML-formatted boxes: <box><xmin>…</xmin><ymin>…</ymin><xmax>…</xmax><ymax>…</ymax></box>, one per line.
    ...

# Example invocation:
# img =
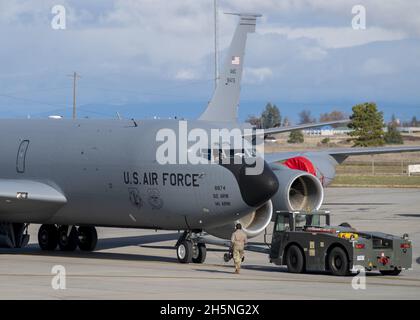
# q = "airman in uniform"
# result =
<box><xmin>231</xmin><ymin>223</ymin><xmax>248</xmax><ymax>274</ymax></box>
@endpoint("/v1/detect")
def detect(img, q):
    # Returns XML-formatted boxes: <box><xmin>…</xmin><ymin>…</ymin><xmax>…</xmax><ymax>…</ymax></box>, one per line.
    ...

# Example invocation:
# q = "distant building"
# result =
<box><xmin>304</xmin><ymin>125</ymin><xmax>352</xmax><ymax>136</ymax></box>
<box><xmin>397</xmin><ymin>127</ymin><xmax>420</xmax><ymax>134</ymax></box>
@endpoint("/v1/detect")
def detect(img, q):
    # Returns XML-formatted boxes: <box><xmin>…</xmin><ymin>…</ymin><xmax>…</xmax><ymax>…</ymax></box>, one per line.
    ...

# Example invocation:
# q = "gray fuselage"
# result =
<box><xmin>0</xmin><ymin>118</ymin><xmax>276</xmax><ymax>231</ymax></box>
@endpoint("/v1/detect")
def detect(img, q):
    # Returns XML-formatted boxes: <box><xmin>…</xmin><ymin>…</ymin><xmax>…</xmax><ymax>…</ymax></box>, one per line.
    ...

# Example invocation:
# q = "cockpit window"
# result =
<box><xmin>199</xmin><ymin>148</ymin><xmax>256</xmax><ymax>163</ymax></box>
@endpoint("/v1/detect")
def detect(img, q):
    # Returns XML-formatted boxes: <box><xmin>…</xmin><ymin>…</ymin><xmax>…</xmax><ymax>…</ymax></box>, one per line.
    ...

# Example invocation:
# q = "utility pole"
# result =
<box><xmin>214</xmin><ymin>0</ymin><xmax>219</xmax><ymax>90</ymax></box>
<box><xmin>67</xmin><ymin>72</ymin><xmax>80</xmax><ymax>119</ymax></box>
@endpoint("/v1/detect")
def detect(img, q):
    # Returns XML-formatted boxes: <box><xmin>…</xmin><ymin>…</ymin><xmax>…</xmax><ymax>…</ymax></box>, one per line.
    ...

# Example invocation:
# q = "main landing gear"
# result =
<box><xmin>176</xmin><ymin>231</ymin><xmax>206</xmax><ymax>264</ymax></box>
<box><xmin>38</xmin><ymin>224</ymin><xmax>97</xmax><ymax>252</ymax></box>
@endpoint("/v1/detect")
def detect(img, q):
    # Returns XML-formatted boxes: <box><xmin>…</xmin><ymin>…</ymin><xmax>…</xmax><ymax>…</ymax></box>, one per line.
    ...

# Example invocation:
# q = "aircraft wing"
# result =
<box><xmin>243</xmin><ymin>119</ymin><xmax>350</xmax><ymax>137</ymax></box>
<box><xmin>265</xmin><ymin>146</ymin><xmax>420</xmax><ymax>164</ymax></box>
<box><xmin>0</xmin><ymin>179</ymin><xmax>67</xmax><ymax>214</ymax></box>
<box><xmin>326</xmin><ymin>146</ymin><xmax>420</xmax><ymax>162</ymax></box>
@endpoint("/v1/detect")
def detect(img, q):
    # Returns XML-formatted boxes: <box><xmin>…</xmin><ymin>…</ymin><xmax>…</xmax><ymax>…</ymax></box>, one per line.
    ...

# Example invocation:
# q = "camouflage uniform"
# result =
<box><xmin>231</xmin><ymin>229</ymin><xmax>248</xmax><ymax>273</ymax></box>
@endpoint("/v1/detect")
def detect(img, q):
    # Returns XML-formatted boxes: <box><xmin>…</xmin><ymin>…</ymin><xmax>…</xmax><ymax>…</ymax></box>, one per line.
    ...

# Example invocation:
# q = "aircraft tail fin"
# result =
<box><xmin>199</xmin><ymin>13</ymin><xmax>261</xmax><ymax>122</ymax></box>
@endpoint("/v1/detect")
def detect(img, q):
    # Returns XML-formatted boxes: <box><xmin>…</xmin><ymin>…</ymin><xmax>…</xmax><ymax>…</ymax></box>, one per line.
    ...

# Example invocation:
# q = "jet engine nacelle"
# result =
<box><xmin>283</xmin><ymin>154</ymin><xmax>339</xmax><ymax>187</ymax></box>
<box><xmin>271</xmin><ymin>165</ymin><xmax>324</xmax><ymax>212</ymax></box>
<box><xmin>205</xmin><ymin>200</ymin><xmax>273</xmax><ymax>239</ymax></box>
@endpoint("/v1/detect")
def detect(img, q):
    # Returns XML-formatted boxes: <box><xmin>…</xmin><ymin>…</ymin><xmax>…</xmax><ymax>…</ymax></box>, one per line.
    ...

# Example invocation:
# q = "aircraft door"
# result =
<box><xmin>271</xmin><ymin>214</ymin><xmax>290</xmax><ymax>259</ymax></box>
<box><xmin>16</xmin><ymin>140</ymin><xmax>30</xmax><ymax>173</ymax></box>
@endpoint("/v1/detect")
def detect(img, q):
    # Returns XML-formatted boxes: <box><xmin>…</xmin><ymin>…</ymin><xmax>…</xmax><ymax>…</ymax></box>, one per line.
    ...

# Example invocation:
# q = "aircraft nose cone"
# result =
<box><xmin>221</xmin><ymin>158</ymin><xmax>279</xmax><ymax>207</ymax></box>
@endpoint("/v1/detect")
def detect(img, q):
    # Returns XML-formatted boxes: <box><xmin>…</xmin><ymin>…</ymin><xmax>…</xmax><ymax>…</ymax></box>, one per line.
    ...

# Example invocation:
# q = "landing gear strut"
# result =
<box><xmin>176</xmin><ymin>231</ymin><xmax>206</xmax><ymax>264</ymax></box>
<box><xmin>37</xmin><ymin>225</ymin><xmax>98</xmax><ymax>252</ymax></box>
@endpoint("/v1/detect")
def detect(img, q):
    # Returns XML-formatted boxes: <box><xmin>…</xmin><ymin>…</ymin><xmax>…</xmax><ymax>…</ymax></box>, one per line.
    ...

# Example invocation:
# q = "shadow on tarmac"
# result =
<box><xmin>96</xmin><ymin>233</ymin><xmax>179</xmax><ymax>250</ymax></box>
<box><xmin>0</xmin><ymin>233</ymin><xmax>180</xmax><ymax>264</ymax></box>
<box><xmin>241</xmin><ymin>265</ymin><xmax>383</xmax><ymax>277</ymax></box>
<box><xmin>141</xmin><ymin>244</ymin><xmax>228</xmax><ymax>253</ymax></box>
<box><xmin>194</xmin><ymin>269</ymin><xmax>234</xmax><ymax>275</ymax></box>
<box><xmin>0</xmin><ymin>247</ymin><xmax>179</xmax><ymax>263</ymax></box>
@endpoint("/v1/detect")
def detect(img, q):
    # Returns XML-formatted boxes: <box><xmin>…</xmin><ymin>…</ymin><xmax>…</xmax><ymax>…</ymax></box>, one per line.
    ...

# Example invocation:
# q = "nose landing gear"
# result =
<box><xmin>38</xmin><ymin>224</ymin><xmax>98</xmax><ymax>252</ymax></box>
<box><xmin>176</xmin><ymin>231</ymin><xmax>207</xmax><ymax>264</ymax></box>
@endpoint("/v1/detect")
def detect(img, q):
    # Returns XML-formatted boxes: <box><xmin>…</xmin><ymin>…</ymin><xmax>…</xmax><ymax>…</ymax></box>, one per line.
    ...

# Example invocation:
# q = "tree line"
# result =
<box><xmin>247</xmin><ymin>102</ymin><xmax>416</xmax><ymax>146</ymax></box>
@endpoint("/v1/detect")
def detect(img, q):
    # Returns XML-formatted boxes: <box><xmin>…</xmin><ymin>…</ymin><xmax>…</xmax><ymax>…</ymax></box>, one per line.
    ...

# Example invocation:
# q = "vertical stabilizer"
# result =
<box><xmin>199</xmin><ymin>13</ymin><xmax>261</xmax><ymax>122</ymax></box>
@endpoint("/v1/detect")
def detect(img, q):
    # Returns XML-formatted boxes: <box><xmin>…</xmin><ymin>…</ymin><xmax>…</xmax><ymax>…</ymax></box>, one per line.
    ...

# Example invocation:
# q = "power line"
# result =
<box><xmin>0</xmin><ymin>86</ymin><xmax>72</xmax><ymax>96</ymax></box>
<box><xmin>0</xmin><ymin>93</ymin><xmax>67</xmax><ymax>109</ymax></box>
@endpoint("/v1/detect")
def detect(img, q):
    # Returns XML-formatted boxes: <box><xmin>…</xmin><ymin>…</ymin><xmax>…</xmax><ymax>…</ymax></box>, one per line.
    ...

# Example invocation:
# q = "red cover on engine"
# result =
<box><xmin>283</xmin><ymin>156</ymin><xmax>317</xmax><ymax>176</ymax></box>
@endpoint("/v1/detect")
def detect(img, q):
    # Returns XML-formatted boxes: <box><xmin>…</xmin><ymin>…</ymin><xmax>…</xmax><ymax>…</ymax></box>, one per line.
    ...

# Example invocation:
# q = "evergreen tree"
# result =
<box><xmin>348</xmin><ymin>102</ymin><xmax>385</xmax><ymax>147</ymax></box>
<box><xmin>287</xmin><ymin>130</ymin><xmax>304</xmax><ymax>144</ymax></box>
<box><xmin>385</xmin><ymin>123</ymin><xmax>403</xmax><ymax>144</ymax></box>
<box><xmin>261</xmin><ymin>103</ymin><xmax>281</xmax><ymax>129</ymax></box>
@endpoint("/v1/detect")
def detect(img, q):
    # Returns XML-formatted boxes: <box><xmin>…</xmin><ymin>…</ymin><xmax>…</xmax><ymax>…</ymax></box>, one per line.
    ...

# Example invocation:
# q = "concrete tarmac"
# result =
<box><xmin>1</xmin><ymin>188</ymin><xmax>420</xmax><ymax>299</ymax></box>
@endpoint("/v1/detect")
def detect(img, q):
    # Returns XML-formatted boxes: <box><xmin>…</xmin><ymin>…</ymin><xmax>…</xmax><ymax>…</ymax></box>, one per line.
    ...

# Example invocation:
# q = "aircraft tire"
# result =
<box><xmin>58</xmin><ymin>226</ymin><xmax>78</xmax><ymax>251</ymax></box>
<box><xmin>38</xmin><ymin>224</ymin><xmax>59</xmax><ymax>251</ymax></box>
<box><xmin>192</xmin><ymin>243</ymin><xmax>206</xmax><ymax>264</ymax></box>
<box><xmin>77</xmin><ymin>226</ymin><xmax>98</xmax><ymax>251</ymax></box>
<box><xmin>177</xmin><ymin>240</ymin><xmax>193</xmax><ymax>263</ymax></box>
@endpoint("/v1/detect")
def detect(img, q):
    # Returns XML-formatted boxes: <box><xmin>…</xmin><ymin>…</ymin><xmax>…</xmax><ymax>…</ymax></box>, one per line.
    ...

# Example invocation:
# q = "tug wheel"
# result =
<box><xmin>286</xmin><ymin>245</ymin><xmax>305</xmax><ymax>273</ymax></box>
<box><xmin>328</xmin><ymin>247</ymin><xmax>349</xmax><ymax>276</ymax></box>
<box><xmin>380</xmin><ymin>268</ymin><xmax>401</xmax><ymax>276</ymax></box>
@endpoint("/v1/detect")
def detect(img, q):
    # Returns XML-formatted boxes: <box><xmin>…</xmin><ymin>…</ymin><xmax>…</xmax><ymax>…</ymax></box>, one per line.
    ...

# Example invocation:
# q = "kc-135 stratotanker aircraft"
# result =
<box><xmin>1</xmin><ymin>13</ymin><xmax>419</xmax><ymax>263</ymax></box>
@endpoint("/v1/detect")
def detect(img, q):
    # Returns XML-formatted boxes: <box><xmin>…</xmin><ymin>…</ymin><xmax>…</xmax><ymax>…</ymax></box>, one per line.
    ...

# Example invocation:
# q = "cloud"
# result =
<box><xmin>0</xmin><ymin>0</ymin><xmax>419</xmax><ymax>120</ymax></box>
<box><xmin>243</xmin><ymin>67</ymin><xmax>273</xmax><ymax>84</ymax></box>
<box><xmin>260</xmin><ymin>26</ymin><xmax>407</xmax><ymax>49</ymax></box>
<box><xmin>174</xmin><ymin>69</ymin><xmax>200</xmax><ymax>81</ymax></box>
<box><xmin>361</xmin><ymin>58</ymin><xmax>396</xmax><ymax>76</ymax></box>
<box><xmin>225</xmin><ymin>0</ymin><xmax>420</xmax><ymax>36</ymax></box>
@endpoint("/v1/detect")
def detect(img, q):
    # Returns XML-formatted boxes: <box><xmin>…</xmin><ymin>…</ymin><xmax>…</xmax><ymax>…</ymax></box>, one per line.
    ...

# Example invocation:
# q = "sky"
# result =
<box><xmin>0</xmin><ymin>0</ymin><xmax>419</xmax><ymax>123</ymax></box>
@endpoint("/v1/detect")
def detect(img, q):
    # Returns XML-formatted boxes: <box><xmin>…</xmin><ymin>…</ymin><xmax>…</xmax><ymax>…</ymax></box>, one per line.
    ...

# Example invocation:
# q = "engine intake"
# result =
<box><xmin>205</xmin><ymin>200</ymin><xmax>273</xmax><ymax>239</ymax></box>
<box><xmin>271</xmin><ymin>166</ymin><xmax>324</xmax><ymax>212</ymax></box>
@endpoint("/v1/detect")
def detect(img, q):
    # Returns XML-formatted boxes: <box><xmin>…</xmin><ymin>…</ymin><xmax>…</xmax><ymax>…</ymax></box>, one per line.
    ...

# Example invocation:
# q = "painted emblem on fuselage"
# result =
<box><xmin>128</xmin><ymin>187</ymin><xmax>143</xmax><ymax>209</ymax></box>
<box><xmin>147</xmin><ymin>188</ymin><xmax>163</xmax><ymax>210</ymax></box>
